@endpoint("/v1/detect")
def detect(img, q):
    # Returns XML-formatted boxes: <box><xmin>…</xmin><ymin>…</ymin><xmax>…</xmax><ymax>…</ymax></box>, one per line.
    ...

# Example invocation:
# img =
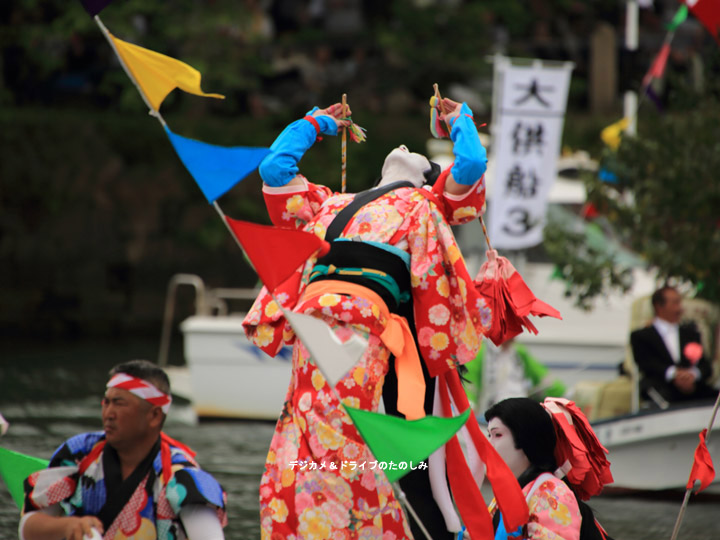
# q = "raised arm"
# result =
<box><xmin>259</xmin><ymin>103</ymin><xmax>352</xmax><ymax>188</ymax></box>
<box><xmin>437</xmin><ymin>98</ymin><xmax>487</xmax><ymax>195</ymax></box>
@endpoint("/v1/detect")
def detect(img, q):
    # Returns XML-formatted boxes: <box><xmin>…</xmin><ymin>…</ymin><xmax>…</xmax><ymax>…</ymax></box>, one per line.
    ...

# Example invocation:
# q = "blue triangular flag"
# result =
<box><xmin>164</xmin><ymin>126</ymin><xmax>270</xmax><ymax>203</ymax></box>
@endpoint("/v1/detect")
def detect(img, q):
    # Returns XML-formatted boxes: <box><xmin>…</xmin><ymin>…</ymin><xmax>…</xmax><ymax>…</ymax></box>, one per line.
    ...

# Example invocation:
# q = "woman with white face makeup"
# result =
<box><xmin>485</xmin><ymin>398</ymin><xmax>614</xmax><ymax>540</ymax></box>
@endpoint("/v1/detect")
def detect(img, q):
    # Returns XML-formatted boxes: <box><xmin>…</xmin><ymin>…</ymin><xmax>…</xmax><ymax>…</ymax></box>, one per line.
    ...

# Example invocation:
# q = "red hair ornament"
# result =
<box><xmin>542</xmin><ymin>397</ymin><xmax>614</xmax><ymax>500</ymax></box>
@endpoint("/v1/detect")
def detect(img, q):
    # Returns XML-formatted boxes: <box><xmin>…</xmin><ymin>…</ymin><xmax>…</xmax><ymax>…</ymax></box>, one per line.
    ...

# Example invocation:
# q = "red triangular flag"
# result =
<box><xmin>686</xmin><ymin>429</ymin><xmax>715</xmax><ymax>493</ymax></box>
<box><xmin>642</xmin><ymin>42</ymin><xmax>671</xmax><ymax>88</ymax></box>
<box><xmin>225</xmin><ymin>218</ymin><xmax>330</xmax><ymax>292</ymax></box>
<box><xmin>684</xmin><ymin>0</ymin><xmax>720</xmax><ymax>45</ymax></box>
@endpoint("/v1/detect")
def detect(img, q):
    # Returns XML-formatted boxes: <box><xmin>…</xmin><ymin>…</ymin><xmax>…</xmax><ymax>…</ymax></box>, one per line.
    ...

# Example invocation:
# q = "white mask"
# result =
<box><xmin>487</xmin><ymin>418</ymin><xmax>531</xmax><ymax>479</ymax></box>
<box><xmin>377</xmin><ymin>145</ymin><xmax>431</xmax><ymax>188</ymax></box>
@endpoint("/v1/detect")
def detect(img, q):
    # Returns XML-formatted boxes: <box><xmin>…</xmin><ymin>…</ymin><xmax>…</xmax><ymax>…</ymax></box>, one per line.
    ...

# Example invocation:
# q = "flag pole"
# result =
<box><xmin>669</xmin><ymin>391</ymin><xmax>720</xmax><ymax>540</ymax></box>
<box><xmin>341</xmin><ymin>93</ymin><xmax>348</xmax><ymax>193</ymax></box>
<box><xmin>212</xmin><ymin>202</ymin><xmax>239</xmax><ymax>247</ymax></box>
<box><xmin>94</xmin><ymin>15</ymin><xmax>167</xmax><ymax>128</ymax></box>
<box><xmin>394</xmin><ymin>486</ymin><xmax>434</xmax><ymax>540</ymax></box>
<box><xmin>623</xmin><ymin>0</ymin><xmax>639</xmax><ymax>136</ymax></box>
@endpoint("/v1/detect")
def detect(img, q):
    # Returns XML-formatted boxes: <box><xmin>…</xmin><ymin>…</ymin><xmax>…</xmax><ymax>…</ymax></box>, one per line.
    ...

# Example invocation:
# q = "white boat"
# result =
<box><xmin>160</xmin><ymin>272</ymin><xmax>720</xmax><ymax>493</ymax></box>
<box><xmin>158</xmin><ymin>274</ymin><xmax>292</xmax><ymax>421</ymax></box>
<box><xmin>592</xmin><ymin>402</ymin><xmax>720</xmax><ymax>493</ymax></box>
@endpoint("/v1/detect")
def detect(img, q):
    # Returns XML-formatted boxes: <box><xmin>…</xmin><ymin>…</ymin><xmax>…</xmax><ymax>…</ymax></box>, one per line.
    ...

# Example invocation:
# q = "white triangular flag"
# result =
<box><xmin>283</xmin><ymin>309</ymin><xmax>368</xmax><ymax>387</ymax></box>
<box><xmin>0</xmin><ymin>413</ymin><xmax>8</xmax><ymax>436</ymax></box>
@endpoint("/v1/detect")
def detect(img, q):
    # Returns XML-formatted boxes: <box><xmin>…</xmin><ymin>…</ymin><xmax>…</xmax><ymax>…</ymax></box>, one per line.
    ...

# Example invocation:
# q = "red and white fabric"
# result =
<box><xmin>107</xmin><ymin>374</ymin><xmax>172</xmax><ymax>414</ymax></box>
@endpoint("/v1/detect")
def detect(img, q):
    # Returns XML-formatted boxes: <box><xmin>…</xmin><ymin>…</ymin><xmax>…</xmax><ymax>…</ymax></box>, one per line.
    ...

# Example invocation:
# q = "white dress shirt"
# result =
<box><xmin>653</xmin><ymin>317</ymin><xmax>680</xmax><ymax>362</ymax></box>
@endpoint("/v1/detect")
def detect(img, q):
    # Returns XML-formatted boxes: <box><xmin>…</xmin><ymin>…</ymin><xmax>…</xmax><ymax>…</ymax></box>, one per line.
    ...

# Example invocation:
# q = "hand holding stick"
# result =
<box><xmin>433</xmin><ymin>83</ymin><xmax>492</xmax><ymax>250</ymax></box>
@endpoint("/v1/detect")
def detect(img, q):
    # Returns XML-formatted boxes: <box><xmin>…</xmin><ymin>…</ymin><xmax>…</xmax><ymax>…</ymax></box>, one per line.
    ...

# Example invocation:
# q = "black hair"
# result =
<box><xmin>109</xmin><ymin>359</ymin><xmax>171</xmax><ymax>395</ymax></box>
<box><xmin>423</xmin><ymin>160</ymin><xmax>442</xmax><ymax>186</ymax></box>
<box><xmin>651</xmin><ymin>285</ymin><xmax>677</xmax><ymax>311</ymax></box>
<box><xmin>484</xmin><ymin>397</ymin><xmax>557</xmax><ymax>487</ymax></box>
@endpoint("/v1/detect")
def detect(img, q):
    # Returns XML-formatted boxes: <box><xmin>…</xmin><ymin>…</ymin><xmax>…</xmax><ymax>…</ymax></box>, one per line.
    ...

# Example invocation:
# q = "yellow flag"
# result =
<box><xmin>600</xmin><ymin>117</ymin><xmax>629</xmax><ymax>150</ymax></box>
<box><xmin>110</xmin><ymin>34</ymin><xmax>224</xmax><ymax>110</ymax></box>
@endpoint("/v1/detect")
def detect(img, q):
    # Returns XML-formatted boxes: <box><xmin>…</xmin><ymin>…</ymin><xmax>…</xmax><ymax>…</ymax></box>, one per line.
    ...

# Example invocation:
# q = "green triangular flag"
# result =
<box><xmin>667</xmin><ymin>4</ymin><xmax>689</xmax><ymax>31</ymax></box>
<box><xmin>345</xmin><ymin>407</ymin><xmax>470</xmax><ymax>483</ymax></box>
<box><xmin>0</xmin><ymin>447</ymin><xmax>49</xmax><ymax>508</ymax></box>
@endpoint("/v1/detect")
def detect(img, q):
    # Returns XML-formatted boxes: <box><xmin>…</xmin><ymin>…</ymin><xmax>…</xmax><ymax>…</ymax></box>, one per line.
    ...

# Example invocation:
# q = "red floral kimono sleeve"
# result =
<box><xmin>431</xmin><ymin>166</ymin><xmax>487</xmax><ymax>225</ymax></box>
<box><xmin>262</xmin><ymin>176</ymin><xmax>334</xmax><ymax>229</ymax></box>
<box><xmin>244</xmin><ymin>178</ymin><xmax>334</xmax><ymax>355</ymax></box>
<box><xmin>405</xmin><ymin>192</ymin><xmax>493</xmax><ymax>377</ymax></box>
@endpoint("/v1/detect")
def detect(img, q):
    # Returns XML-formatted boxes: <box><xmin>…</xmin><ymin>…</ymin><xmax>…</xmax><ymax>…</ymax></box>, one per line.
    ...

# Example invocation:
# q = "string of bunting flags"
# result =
<box><xmin>0</xmin><ymin>2</ymin><xmax>500</xmax><ymax>535</ymax></box>
<box><xmin>91</xmin><ymin>13</ymin><xmax>270</xmax><ymax>206</ymax></box>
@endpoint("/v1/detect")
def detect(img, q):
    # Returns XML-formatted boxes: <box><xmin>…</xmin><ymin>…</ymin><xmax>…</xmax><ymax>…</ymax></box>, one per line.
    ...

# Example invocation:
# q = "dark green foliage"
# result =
<box><xmin>592</xmin><ymin>101</ymin><xmax>720</xmax><ymax>303</ymax></box>
<box><xmin>545</xmin><ymin>49</ymin><xmax>720</xmax><ymax>307</ymax></box>
<box><xmin>544</xmin><ymin>216</ymin><xmax>635</xmax><ymax>310</ymax></box>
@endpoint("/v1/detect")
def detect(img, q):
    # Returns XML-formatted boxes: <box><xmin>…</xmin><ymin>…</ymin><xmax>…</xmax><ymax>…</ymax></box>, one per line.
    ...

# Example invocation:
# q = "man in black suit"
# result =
<box><xmin>630</xmin><ymin>286</ymin><xmax>718</xmax><ymax>404</ymax></box>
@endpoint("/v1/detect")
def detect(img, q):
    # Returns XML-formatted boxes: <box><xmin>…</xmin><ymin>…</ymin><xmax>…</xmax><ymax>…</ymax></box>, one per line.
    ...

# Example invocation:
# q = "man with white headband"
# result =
<box><xmin>20</xmin><ymin>360</ymin><xmax>227</xmax><ymax>540</ymax></box>
<box><xmin>244</xmin><ymin>96</ymin><xmax>491</xmax><ymax>539</ymax></box>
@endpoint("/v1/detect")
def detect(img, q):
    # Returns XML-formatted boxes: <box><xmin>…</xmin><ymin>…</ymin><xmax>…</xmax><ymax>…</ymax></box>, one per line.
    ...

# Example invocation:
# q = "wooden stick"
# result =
<box><xmin>395</xmin><ymin>485</ymin><xmax>434</xmax><ymax>540</ymax></box>
<box><xmin>341</xmin><ymin>93</ymin><xmax>348</xmax><ymax>193</ymax></box>
<box><xmin>478</xmin><ymin>215</ymin><xmax>493</xmax><ymax>251</ymax></box>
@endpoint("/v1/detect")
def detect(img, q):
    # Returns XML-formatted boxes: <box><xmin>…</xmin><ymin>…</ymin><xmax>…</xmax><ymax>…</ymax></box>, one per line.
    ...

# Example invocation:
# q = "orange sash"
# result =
<box><xmin>301</xmin><ymin>281</ymin><xmax>426</xmax><ymax>420</ymax></box>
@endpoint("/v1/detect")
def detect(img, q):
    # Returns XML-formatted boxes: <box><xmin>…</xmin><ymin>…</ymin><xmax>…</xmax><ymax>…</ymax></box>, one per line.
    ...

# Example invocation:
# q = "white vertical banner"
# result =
<box><xmin>488</xmin><ymin>58</ymin><xmax>573</xmax><ymax>250</ymax></box>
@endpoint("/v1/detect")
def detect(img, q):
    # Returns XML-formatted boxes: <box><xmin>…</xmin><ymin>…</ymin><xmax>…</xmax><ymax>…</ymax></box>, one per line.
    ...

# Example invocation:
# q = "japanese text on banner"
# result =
<box><xmin>488</xmin><ymin>60</ymin><xmax>573</xmax><ymax>250</ymax></box>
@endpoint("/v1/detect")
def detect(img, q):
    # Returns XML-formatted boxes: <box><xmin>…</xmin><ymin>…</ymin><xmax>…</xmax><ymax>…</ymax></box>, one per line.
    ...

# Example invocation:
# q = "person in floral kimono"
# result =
<box><xmin>20</xmin><ymin>360</ymin><xmax>227</xmax><ymax>540</ymax></box>
<box><xmin>243</xmin><ymin>98</ymin><xmax>491</xmax><ymax>539</ymax></box>
<box><xmin>485</xmin><ymin>398</ymin><xmax>614</xmax><ymax>540</ymax></box>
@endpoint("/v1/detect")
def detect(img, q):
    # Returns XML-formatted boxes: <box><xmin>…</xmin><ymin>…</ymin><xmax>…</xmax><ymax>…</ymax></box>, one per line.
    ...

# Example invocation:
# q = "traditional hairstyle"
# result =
<box><xmin>484</xmin><ymin>397</ymin><xmax>557</xmax><ymax>482</ymax></box>
<box><xmin>423</xmin><ymin>160</ymin><xmax>442</xmax><ymax>186</ymax></box>
<box><xmin>109</xmin><ymin>359</ymin><xmax>171</xmax><ymax>396</ymax></box>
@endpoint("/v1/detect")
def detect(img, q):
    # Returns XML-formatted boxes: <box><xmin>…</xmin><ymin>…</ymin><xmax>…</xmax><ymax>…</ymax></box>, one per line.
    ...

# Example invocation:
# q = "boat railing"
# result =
<box><xmin>157</xmin><ymin>274</ymin><xmax>261</xmax><ymax>367</ymax></box>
